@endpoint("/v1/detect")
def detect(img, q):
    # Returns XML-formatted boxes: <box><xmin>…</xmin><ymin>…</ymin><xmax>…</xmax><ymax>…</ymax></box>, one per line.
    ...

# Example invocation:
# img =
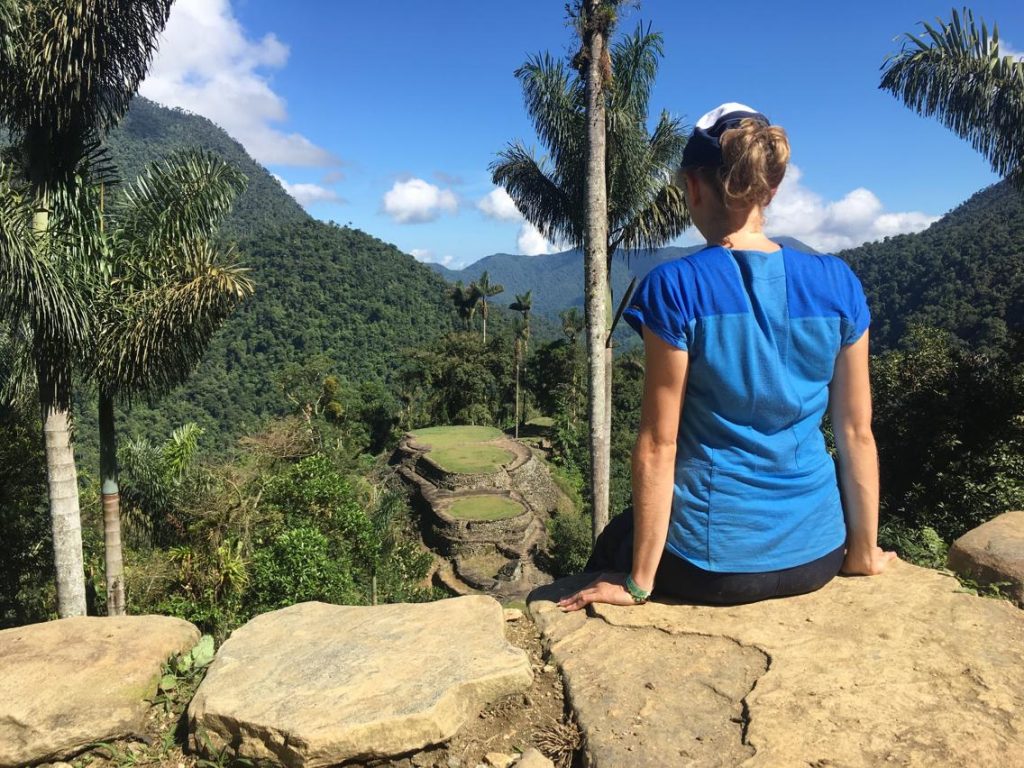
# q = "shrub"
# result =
<box><xmin>547</xmin><ymin>509</ymin><xmax>593</xmax><ymax>577</ymax></box>
<box><xmin>247</xmin><ymin>526</ymin><xmax>358</xmax><ymax>614</ymax></box>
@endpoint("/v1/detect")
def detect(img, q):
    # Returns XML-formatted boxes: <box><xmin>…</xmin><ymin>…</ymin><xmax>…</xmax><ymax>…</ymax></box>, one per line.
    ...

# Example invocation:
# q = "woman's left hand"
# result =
<box><xmin>556</xmin><ymin>572</ymin><xmax>642</xmax><ymax>612</ymax></box>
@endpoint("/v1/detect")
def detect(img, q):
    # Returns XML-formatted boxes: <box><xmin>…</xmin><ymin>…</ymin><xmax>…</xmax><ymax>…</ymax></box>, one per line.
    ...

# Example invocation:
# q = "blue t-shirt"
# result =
<box><xmin>622</xmin><ymin>244</ymin><xmax>870</xmax><ymax>572</ymax></box>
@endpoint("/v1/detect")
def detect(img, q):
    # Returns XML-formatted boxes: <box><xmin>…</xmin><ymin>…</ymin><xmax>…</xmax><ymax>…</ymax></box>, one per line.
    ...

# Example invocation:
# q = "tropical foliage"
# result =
<box><xmin>881</xmin><ymin>7</ymin><xmax>1024</xmax><ymax>186</ymax></box>
<box><xmin>492</xmin><ymin>24</ymin><xmax>690</xmax><ymax>256</ymax></box>
<box><xmin>0</xmin><ymin>0</ymin><xmax>175</xmax><ymax>617</ymax></box>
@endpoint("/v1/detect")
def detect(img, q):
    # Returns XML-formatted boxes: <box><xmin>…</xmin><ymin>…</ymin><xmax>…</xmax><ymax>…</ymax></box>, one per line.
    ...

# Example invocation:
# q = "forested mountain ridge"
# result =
<box><xmin>440</xmin><ymin>181</ymin><xmax>1024</xmax><ymax>357</ymax></box>
<box><xmin>842</xmin><ymin>180</ymin><xmax>1024</xmax><ymax>353</ymax></box>
<box><xmin>104</xmin><ymin>99</ymin><xmax>456</xmax><ymax>445</ymax></box>
<box><xmin>433</xmin><ymin>238</ymin><xmax>816</xmax><ymax>319</ymax></box>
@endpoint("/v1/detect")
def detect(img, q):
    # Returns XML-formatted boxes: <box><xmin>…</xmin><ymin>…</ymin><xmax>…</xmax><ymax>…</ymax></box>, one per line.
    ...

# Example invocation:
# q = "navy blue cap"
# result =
<box><xmin>680</xmin><ymin>102</ymin><xmax>770</xmax><ymax>169</ymax></box>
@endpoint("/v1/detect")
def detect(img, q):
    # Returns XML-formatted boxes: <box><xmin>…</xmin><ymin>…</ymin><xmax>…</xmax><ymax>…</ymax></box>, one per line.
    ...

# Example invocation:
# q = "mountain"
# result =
<box><xmin>102</xmin><ymin>99</ymin><xmax>457</xmax><ymax>446</ymax></box>
<box><xmin>432</xmin><ymin>238</ymin><xmax>817</xmax><ymax>319</ymax></box>
<box><xmin>842</xmin><ymin>180</ymin><xmax>1024</xmax><ymax>354</ymax></box>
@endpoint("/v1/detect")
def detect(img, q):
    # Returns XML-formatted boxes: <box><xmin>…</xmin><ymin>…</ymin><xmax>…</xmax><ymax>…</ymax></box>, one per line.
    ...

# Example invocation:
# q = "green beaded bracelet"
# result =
<box><xmin>625</xmin><ymin>574</ymin><xmax>651</xmax><ymax>604</ymax></box>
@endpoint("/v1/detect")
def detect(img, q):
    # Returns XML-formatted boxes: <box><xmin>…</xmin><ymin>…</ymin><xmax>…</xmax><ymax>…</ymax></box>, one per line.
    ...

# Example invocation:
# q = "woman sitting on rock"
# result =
<box><xmin>559</xmin><ymin>103</ymin><xmax>896</xmax><ymax>611</ymax></box>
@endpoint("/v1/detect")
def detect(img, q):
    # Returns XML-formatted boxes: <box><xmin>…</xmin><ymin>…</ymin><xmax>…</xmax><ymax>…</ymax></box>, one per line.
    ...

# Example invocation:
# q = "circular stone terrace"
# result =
<box><xmin>406</xmin><ymin>426</ymin><xmax>532</xmax><ymax>482</ymax></box>
<box><xmin>399</xmin><ymin>426</ymin><xmax>552</xmax><ymax>598</ymax></box>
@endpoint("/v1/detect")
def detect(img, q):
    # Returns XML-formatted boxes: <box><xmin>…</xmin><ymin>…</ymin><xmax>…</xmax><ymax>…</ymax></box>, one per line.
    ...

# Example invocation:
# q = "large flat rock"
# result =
<box><xmin>528</xmin><ymin>561</ymin><xmax>1024</xmax><ymax>767</ymax></box>
<box><xmin>948</xmin><ymin>510</ymin><xmax>1024</xmax><ymax>606</ymax></box>
<box><xmin>188</xmin><ymin>597</ymin><xmax>533</xmax><ymax>767</ymax></box>
<box><xmin>0</xmin><ymin>615</ymin><xmax>200</xmax><ymax>767</ymax></box>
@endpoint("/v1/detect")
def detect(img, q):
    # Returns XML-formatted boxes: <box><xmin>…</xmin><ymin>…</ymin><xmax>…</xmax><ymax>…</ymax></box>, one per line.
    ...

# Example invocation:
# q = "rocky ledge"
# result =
<box><xmin>528</xmin><ymin>561</ymin><xmax>1024</xmax><ymax>768</ymax></box>
<box><xmin>0</xmin><ymin>615</ymin><xmax>200</xmax><ymax>767</ymax></box>
<box><xmin>188</xmin><ymin>596</ymin><xmax>533</xmax><ymax>767</ymax></box>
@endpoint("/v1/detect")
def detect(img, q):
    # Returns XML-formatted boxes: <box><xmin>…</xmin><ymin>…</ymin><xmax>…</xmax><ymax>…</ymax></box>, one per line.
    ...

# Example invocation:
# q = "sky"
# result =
<box><xmin>139</xmin><ymin>0</ymin><xmax>1023</xmax><ymax>268</ymax></box>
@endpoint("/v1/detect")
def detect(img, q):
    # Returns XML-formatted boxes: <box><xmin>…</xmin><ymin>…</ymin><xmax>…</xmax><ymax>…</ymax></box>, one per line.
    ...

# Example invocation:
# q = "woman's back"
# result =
<box><xmin>624</xmin><ymin>244</ymin><xmax>869</xmax><ymax>572</ymax></box>
<box><xmin>559</xmin><ymin>101</ymin><xmax>894</xmax><ymax>615</ymax></box>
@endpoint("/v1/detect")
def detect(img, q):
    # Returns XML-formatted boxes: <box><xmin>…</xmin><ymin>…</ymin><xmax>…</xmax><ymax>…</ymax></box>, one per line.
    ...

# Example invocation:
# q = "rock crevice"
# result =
<box><xmin>528</xmin><ymin>563</ymin><xmax>1024</xmax><ymax>767</ymax></box>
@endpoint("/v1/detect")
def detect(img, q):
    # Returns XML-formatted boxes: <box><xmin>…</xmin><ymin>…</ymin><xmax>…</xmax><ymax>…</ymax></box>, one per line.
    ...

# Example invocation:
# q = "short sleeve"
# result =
<box><xmin>840</xmin><ymin>266</ymin><xmax>870</xmax><ymax>346</ymax></box>
<box><xmin>622</xmin><ymin>264</ymin><xmax>693</xmax><ymax>351</ymax></box>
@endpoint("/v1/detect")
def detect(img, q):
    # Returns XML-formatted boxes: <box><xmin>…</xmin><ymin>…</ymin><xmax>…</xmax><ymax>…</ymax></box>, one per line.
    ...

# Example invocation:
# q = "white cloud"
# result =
<box><xmin>1001</xmin><ymin>40</ymin><xmax>1024</xmax><ymax>61</ymax></box>
<box><xmin>273</xmin><ymin>175</ymin><xmax>342</xmax><ymax>206</ymax></box>
<box><xmin>765</xmin><ymin>165</ymin><xmax>939</xmax><ymax>252</ymax></box>
<box><xmin>409</xmin><ymin>248</ymin><xmax>454</xmax><ymax>267</ymax></box>
<box><xmin>382</xmin><ymin>178</ymin><xmax>458</xmax><ymax>224</ymax></box>
<box><xmin>477</xmin><ymin>188</ymin><xmax>523</xmax><ymax>221</ymax></box>
<box><xmin>517</xmin><ymin>222</ymin><xmax>563</xmax><ymax>256</ymax></box>
<box><xmin>140</xmin><ymin>0</ymin><xmax>338</xmax><ymax>167</ymax></box>
<box><xmin>478</xmin><ymin>187</ymin><xmax>563</xmax><ymax>254</ymax></box>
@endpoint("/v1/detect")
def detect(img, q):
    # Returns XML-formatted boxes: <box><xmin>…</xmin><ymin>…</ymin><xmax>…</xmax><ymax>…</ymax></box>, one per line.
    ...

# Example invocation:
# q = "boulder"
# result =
<box><xmin>0</xmin><ymin>615</ymin><xmax>200</xmax><ymax>767</ymax></box>
<box><xmin>188</xmin><ymin>596</ymin><xmax>532</xmax><ymax>767</ymax></box>
<box><xmin>948</xmin><ymin>510</ymin><xmax>1024</xmax><ymax>606</ymax></box>
<box><xmin>528</xmin><ymin>561</ymin><xmax>1024</xmax><ymax>768</ymax></box>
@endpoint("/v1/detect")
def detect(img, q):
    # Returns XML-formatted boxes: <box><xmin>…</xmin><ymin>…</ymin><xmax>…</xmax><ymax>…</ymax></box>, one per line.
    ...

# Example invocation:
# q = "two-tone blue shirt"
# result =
<box><xmin>623</xmin><ymin>244</ymin><xmax>870</xmax><ymax>572</ymax></box>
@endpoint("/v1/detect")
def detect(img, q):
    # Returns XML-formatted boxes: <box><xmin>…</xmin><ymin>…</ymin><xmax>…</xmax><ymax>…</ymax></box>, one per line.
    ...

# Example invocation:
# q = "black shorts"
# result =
<box><xmin>584</xmin><ymin>507</ymin><xmax>845</xmax><ymax>605</ymax></box>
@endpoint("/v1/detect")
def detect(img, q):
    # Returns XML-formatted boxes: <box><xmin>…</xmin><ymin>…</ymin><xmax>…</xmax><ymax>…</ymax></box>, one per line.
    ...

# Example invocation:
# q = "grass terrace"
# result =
<box><xmin>409</xmin><ymin>426</ymin><xmax>514</xmax><ymax>474</ymax></box>
<box><xmin>447</xmin><ymin>495</ymin><xmax>525</xmax><ymax>521</ymax></box>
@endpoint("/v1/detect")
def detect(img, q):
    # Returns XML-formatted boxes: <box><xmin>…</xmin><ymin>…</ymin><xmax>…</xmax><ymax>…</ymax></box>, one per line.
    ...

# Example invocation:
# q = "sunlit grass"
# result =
<box><xmin>447</xmin><ymin>495</ymin><xmax>525</xmax><ymax>521</ymax></box>
<box><xmin>410</xmin><ymin>425</ymin><xmax>512</xmax><ymax>473</ymax></box>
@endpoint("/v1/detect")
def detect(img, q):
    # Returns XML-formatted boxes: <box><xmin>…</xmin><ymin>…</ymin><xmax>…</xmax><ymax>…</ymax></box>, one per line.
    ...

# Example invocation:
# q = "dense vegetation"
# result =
<box><xmin>104</xmin><ymin>99</ymin><xmax>458</xmax><ymax>446</ymax></box>
<box><xmin>5</xmin><ymin>90</ymin><xmax>1024</xmax><ymax>628</ymax></box>
<box><xmin>845</xmin><ymin>181</ymin><xmax>1024</xmax><ymax>354</ymax></box>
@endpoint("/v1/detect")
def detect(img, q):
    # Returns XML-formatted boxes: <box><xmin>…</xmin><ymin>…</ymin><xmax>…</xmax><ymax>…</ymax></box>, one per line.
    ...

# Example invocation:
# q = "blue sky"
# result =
<box><xmin>140</xmin><ymin>0</ymin><xmax>1023</xmax><ymax>267</ymax></box>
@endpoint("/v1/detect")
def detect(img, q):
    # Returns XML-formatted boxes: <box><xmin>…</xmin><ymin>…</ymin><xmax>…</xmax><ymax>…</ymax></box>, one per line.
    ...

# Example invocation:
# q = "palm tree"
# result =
<box><xmin>449</xmin><ymin>280</ymin><xmax>481</xmax><ymax>331</ymax></box>
<box><xmin>90</xmin><ymin>150</ymin><xmax>253</xmax><ymax>615</ymax></box>
<box><xmin>881</xmin><ymin>7</ymin><xmax>1024</xmax><ymax>187</ymax></box>
<box><xmin>509</xmin><ymin>290</ymin><xmax>533</xmax><ymax>356</ymax></box>
<box><xmin>0</xmin><ymin>0</ymin><xmax>174</xmax><ymax>617</ymax></box>
<box><xmin>492</xmin><ymin>13</ymin><xmax>689</xmax><ymax>539</ymax></box>
<box><xmin>475</xmin><ymin>271</ymin><xmax>504</xmax><ymax>344</ymax></box>
<box><xmin>512</xmin><ymin>320</ymin><xmax>527</xmax><ymax>439</ymax></box>
<box><xmin>560</xmin><ymin>307</ymin><xmax>585</xmax><ymax>346</ymax></box>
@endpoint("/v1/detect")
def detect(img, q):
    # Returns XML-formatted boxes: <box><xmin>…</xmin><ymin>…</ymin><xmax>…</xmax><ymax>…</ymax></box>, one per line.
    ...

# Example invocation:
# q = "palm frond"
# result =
<box><xmin>0</xmin><ymin>162</ymin><xmax>89</xmax><ymax>352</ymax></box>
<box><xmin>608</xmin><ymin>23</ymin><xmax>663</xmax><ymax>129</ymax></box>
<box><xmin>94</xmin><ymin>240</ymin><xmax>254</xmax><ymax>400</ymax></box>
<box><xmin>164</xmin><ymin>423</ymin><xmax>203</xmax><ymax>481</ymax></box>
<box><xmin>0</xmin><ymin>320</ymin><xmax>36</xmax><ymax>411</ymax></box>
<box><xmin>496</xmin><ymin>17</ymin><xmax>690</xmax><ymax>255</ymax></box>
<box><xmin>1</xmin><ymin>0</ymin><xmax>174</xmax><ymax>190</ymax></box>
<box><xmin>0</xmin><ymin>0</ymin><xmax>20</xmax><ymax>66</ymax></box>
<box><xmin>515</xmin><ymin>53</ymin><xmax>586</xmax><ymax>175</ymax></box>
<box><xmin>491</xmin><ymin>142</ymin><xmax>582</xmax><ymax>247</ymax></box>
<box><xmin>613</xmin><ymin>183</ymin><xmax>690</xmax><ymax>253</ymax></box>
<box><xmin>880</xmin><ymin>7</ymin><xmax>1024</xmax><ymax>184</ymax></box>
<box><xmin>113</xmin><ymin>150</ymin><xmax>248</xmax><ymax>272</ymax></box>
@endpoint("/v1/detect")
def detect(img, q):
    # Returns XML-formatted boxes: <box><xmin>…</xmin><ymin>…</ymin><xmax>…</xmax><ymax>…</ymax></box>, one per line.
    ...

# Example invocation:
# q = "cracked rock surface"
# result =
<box><xmin>528</xmin><ymin>561</ymin><xmax>1024</xmax><ymax>767</ymax></box>
<box><xmin>188</xmin><ymin>596</ymin><xmax>532</xmax><ymax>767</ymax></box>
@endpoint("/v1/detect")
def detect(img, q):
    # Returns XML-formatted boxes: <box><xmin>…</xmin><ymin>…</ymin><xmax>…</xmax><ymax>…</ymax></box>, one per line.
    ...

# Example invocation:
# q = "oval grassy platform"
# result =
<box><xmin>409</xmin><ymin>426</ymin><xmax>514</xmax><ymax>474</ymax></box>
<box><xmin>447</xmin><ymin>495</ymin><xmax>525</xmax><ymax>521</ymax></box>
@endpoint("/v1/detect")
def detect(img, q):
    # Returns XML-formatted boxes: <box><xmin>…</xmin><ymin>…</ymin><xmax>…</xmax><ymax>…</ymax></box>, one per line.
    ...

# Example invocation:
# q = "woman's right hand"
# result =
<box><xmin>841</xmin><ymin>545</ymin><xmax>898</xmax><ymax>576</ymax></box>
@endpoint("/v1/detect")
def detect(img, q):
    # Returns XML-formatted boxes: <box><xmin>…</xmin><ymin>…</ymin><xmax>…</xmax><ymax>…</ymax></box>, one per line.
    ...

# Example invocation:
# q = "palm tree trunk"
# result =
<box><xmin>99</xmin><ymin>392</ymin><xmax>126</xmax><ymax>616</ymax></box>
<box><xmin>38</xmin><ymin>361</ymin><xmax>87</xmax><ymax>618</ymax></box>
<box><xmin>583</xmin><ymin>0</ymin><xmax>611</xmax><ymax>542</ymax></box>
<box><xmin>482</xmin><ymin>301</ymin><xmax>488</xmax><ymax>344</ymax></box>
<box><xmin>33</xmin><ymin>205</ymin><xmax>87</xmax><ymax>618</ymax></box>
<box><xmin>515</xmin><ymin>357</ymin><xmax>521</xmax><ymax>439</ymax></box>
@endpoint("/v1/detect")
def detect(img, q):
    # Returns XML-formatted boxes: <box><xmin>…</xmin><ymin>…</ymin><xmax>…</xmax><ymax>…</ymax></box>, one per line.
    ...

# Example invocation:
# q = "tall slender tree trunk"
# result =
<box><xmin>33</xmin><ymin>207</ymin><xmax>87</xmax><ymax>618</ymax></box>
<box><xmin>583</xmin><ymin>0</ymin><xmax>611</xmax><ymax>542</ymax></box>
<box><xmin>99</xmin><ymin>392</ymin><xmax>126</xmax><ymax>616</ymax></box>
<box><xmin>514</xmin><ymin>355</ymin><xmax>521</xmax><ymax>439</ymax></box>
<box><xmin>38</xmin><ymin>362</ymin><xmax>87</xmax><ymax>618</ymax></box>
<box><xmin>482</xmin><ymin>302</ymin><xmax>488</xmax><ymax>344</ymax></box>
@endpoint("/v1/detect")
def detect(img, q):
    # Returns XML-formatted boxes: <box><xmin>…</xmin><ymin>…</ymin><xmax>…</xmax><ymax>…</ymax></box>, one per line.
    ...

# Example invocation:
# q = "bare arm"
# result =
<box><xmin>630</xmin><ymin>327</ymin><xmax>689</xmax><ymax>591</ymax></box>
<box><xmin>829</xmin><ymin>330</ymin><xmax>896</xmax><ymax>575</ymax></box>
<box><xmin>556</xmin><ymin>327</ymin><xmax>688</xmax><ymax>611</ymax></box>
